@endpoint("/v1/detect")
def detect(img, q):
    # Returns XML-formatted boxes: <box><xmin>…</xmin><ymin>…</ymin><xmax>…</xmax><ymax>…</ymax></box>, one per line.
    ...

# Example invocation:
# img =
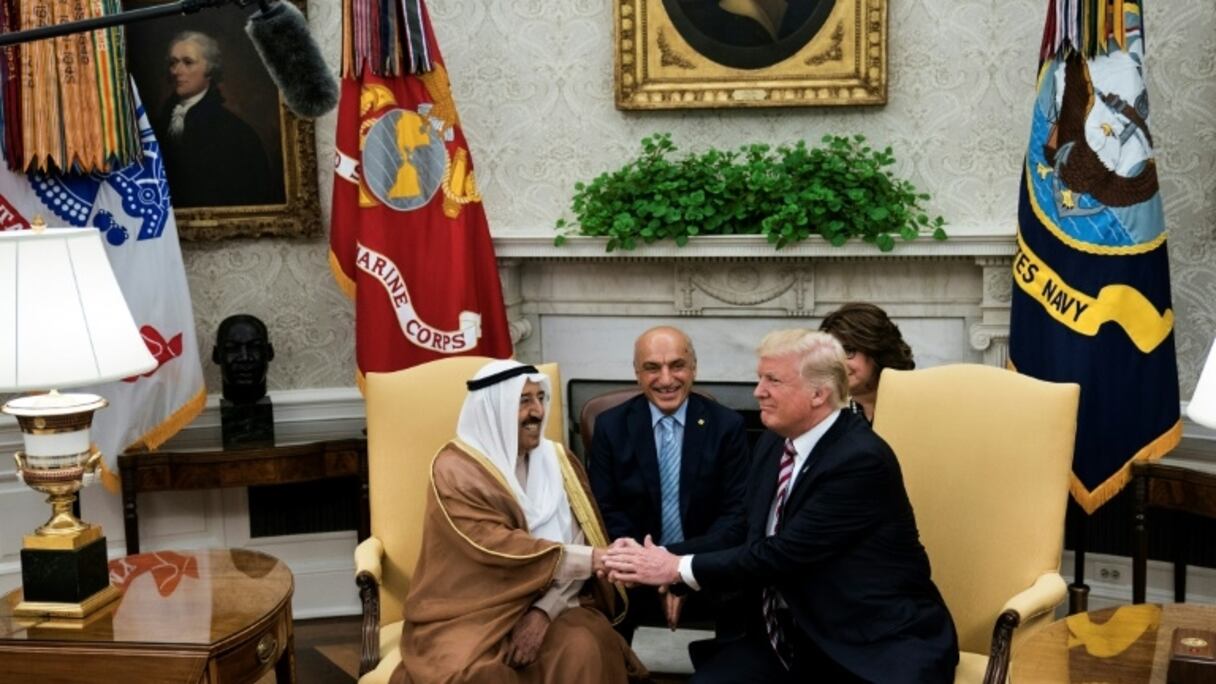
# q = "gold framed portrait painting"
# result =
<box><xmin>616</xmin><ymin>0</ymin><xmax>887</xmax><ymax>109</ymax></box>
<box><xmin>123</xmin><ymin>0</ymin><xmax>321</xmax><ymax>239</ymax></box>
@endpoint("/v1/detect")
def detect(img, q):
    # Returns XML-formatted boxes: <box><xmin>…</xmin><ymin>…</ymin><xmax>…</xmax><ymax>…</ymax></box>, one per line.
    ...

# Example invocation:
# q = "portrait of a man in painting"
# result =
<box><xmin>122</xmin><ymin>0</ymin><xmax>322</xmax><ymax>239</ymax></box>
<box><xmin>127</xmin><ymin>5</ymin><xmax>286</xmax><ymax>209</ymax></box>
<box><xmin>151</xmin><ymin>30</ymin><xmax>281</xmax><ymax>208</ymax></box>
<box><xmin>665</xmin><ymin>0</ymin><xmax>835</xmax><ymax>69</ymax></box>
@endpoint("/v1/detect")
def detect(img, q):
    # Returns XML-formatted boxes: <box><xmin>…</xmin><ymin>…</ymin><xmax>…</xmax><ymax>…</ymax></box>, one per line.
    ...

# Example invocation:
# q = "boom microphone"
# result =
<box><xmin>245</xmin><ymin>0</ymin><xmax>339</xmax><ymax>119</ymax></box>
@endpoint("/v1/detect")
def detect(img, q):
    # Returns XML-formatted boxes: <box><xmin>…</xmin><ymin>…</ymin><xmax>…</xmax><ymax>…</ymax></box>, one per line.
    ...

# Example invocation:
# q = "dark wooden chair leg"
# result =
<box><xmin>358</xmin><ymin>448</ymin><xmax>371</xmax><ymax>543</ymax></box>
<box><xmin>1173</xmin><ymin>511</ymin><xmax>1188</xmax><ymax>603</ymax></box>
<box><xmin>121</xmin><ymin>467</ymin><xmax>140</xmax><ymax>555</ymax></box>
<box><xmin>1067</xmin><ymin>500</ymin><xmax>1090</xmax><ymax>614</ymax></box>
<box><xmin>1132</xmin><ymin>470</ymin><xmax>1148</xmax><ymax>604</ymax></box>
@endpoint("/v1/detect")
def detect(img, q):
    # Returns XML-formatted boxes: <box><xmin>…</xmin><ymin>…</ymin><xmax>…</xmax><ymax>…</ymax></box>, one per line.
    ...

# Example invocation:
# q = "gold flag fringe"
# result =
<box><xmin>1069</xmin><ymin>419</ymin><xmax>1181</xmax><ymax>514</ymax></box>
<box><xmin>1010</xmin><ymin>359</ymin><xmax>1182</xmax><ymax>514</ymax></box>
<box><xmin>99</xmin><ymin>386</ymin><xmax>207</xmax><ymax>493</ymax></box>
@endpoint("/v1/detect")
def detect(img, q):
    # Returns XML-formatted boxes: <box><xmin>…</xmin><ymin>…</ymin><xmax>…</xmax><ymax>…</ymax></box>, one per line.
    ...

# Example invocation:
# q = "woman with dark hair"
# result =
<box><xmin>819</xmin><ymin>302</ymin><xmax>914</xmax><ymax>422</ymax></box>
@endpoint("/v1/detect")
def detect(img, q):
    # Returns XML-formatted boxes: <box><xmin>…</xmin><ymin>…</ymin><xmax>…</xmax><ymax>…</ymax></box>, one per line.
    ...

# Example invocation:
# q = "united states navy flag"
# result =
<box><xmin>1010</xmin><ymin>0</ymin><xmax>1179</xmax><ymax>513</ymax></box>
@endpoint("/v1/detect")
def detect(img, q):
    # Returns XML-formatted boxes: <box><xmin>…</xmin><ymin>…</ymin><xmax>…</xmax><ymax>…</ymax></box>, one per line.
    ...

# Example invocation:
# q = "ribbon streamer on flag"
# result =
<box><xmin>0</xmin><ymin>0</ymin><xmax>139</xmax><ymax>174</ymax></box>
<box><xmin>0</xmin><ymin>85</ymin><xmax>205</xmax><ymax>490</ymax></box>
<box><xmin>331</xmin><ymin>0</ymin><xmax>513</xmax><ymax>388</ymax></box>
<box><xmin>1010</xmin><ymin>0</ymin><xmax>1180</xmax><ymax>513</ymax></box>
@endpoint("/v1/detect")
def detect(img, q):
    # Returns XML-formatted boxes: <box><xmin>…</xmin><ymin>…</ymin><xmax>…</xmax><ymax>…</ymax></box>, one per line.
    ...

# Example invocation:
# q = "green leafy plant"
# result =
<box><xmin>554</xmin><ymin>133</ymin><xmax>947</xmax><ymax>252</ymax></box>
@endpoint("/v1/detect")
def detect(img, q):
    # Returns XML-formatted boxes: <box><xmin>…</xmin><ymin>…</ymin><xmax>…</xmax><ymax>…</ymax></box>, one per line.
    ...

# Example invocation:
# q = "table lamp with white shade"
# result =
<box><xmin>0</xmin><ymin>225</ymin><xmax>156</xmax><ymax>618</ymax></box>
<box><xmin>1190</xmin><ymin>338</ymin><xmax>1216</xmax><ymax>431</ymax></box>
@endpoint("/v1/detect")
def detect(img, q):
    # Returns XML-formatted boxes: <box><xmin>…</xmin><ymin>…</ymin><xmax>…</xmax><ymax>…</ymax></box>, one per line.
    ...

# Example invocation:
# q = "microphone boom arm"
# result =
<box><xmin>0</xmin><ymin>0</ymin><xmax>274</xmax><ymax>47</ymax></box>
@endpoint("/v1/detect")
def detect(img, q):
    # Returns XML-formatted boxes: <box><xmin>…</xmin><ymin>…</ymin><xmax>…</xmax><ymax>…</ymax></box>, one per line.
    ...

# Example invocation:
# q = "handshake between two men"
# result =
<box><xmin>591</xmin><ymin>535</ymin><xmax>686</xmax><ymax>629</ymax></box>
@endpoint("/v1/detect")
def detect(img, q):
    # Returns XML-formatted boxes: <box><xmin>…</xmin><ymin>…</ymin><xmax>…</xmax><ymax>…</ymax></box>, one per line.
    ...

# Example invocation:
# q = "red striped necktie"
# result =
<box><xmin>762</xmin><ymin>438</ymin><xmax>798</xmax><ymax>668</ymax></box>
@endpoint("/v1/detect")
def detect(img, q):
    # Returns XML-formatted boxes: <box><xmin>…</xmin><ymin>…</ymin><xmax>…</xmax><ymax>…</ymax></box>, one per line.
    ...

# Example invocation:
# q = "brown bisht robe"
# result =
<box><xmin>390</xmin><ymin>439</ymin><xmax>647</xmax><ymax>683</ymax></box>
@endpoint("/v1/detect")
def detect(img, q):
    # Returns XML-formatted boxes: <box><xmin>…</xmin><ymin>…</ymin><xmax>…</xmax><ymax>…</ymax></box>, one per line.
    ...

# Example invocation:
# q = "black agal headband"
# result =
<box><xmin>466</xmin><ymin>365</ymin><xmax>540</xmax><ymax>391</ymax></box>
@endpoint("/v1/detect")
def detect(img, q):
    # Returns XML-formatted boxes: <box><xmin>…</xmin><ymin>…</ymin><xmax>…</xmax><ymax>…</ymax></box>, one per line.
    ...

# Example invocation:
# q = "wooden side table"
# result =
<box><xmin>1011</xmin><ymin>603</ymin><xmax>1216</xmax><ymax>682</ymax></box>
<box><xmin>119</xmin><ymin>439</ymin><xmax>369</xmax><ymax>555</ymax></box>
<box><xmin>0</xmin><ymin>549</ymin><xmax>295</xmax><ymax>683</ymax></box>
<box><xmin>1132</xmin><ymin>460</ymin><xmax>1216</xmax><ymax>604</ymax></box>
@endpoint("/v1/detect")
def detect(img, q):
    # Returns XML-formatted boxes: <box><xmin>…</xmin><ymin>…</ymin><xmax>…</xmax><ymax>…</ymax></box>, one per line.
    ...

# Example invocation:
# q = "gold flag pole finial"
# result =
<box><xmin>30</xmin><ymin>216</ymin><xmax>46</xmax><ymax>233</ymax></box>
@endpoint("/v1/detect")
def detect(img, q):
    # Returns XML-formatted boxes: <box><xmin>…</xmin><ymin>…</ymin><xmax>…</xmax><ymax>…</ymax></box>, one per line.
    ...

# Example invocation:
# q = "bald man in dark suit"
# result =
<box><xmin>590</xmin><ymin>326</ymin><xmax>749</xmax><ymax>643</ymax></box>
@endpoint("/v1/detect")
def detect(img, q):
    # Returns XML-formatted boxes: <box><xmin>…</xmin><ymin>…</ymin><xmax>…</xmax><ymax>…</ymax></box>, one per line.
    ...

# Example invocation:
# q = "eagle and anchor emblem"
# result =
<box><xmin>1013</xmin><ymin>5</ymin><xmax>1173</xmax><ymax>356</ymax></box>
<box><xmin>1028</xmin><ymin>8</ymin><xmax>1160</xmax><ymax>248</ymax></box>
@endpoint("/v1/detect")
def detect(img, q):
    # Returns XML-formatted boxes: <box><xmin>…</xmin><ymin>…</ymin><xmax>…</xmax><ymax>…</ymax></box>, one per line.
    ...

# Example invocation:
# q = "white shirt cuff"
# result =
<box><xmin>678</xmin><ymin>555</ymin><xmax>700</xmax><ymax>591</ymax></box>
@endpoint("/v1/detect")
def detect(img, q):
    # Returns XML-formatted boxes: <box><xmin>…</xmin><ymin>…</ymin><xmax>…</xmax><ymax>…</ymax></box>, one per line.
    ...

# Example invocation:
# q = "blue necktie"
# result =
<box><xmin>658</xmin><ymin>415</ymin><xmax>684</xmax><ymax>545</ymax></box>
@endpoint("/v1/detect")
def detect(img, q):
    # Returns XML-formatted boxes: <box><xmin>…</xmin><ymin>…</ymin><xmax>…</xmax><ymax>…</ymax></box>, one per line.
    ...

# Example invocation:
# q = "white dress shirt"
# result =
<box><xmin>678</xmin><ymin>409</ymin><xmax>842</xmax><ymax>590</ymax></box>
<box><xmin>649</xmin><ymin>398</ymin><xmax>688</xmax><ymax>453</ymax></box>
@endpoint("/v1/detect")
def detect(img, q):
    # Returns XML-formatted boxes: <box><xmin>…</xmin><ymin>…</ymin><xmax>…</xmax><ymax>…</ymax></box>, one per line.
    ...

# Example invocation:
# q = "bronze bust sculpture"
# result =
<box><xmin>213</xmin><ymin>314</ymin><xmax>275</xmax><ymax>405</ymax></box>
<box><xmin>212</xmin><ymin>314</ymin><xmax>275</xmax><ymax>449</ymax></box>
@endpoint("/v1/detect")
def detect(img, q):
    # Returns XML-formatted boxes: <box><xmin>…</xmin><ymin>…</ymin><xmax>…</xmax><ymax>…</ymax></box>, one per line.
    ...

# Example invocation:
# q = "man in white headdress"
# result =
<box><xmin>391</xmin><ymin>360</ymin><xmax>646</xmax><ymax>684</ymax></box>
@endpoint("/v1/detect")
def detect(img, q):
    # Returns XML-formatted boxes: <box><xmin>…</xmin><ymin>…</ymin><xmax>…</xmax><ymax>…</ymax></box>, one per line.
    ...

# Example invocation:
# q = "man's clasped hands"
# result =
<box><xmin>591</xmin><ymin>536</ymin><xmax>685</xmax><ymax>629</ymax></box>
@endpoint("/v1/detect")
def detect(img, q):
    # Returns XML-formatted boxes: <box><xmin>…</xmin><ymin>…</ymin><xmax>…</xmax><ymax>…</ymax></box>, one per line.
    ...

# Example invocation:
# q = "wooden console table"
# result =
<box><xmin>1132</xmin><ymin>459</ymin><xmax>1216</xmax><ymax>604</ymax></box>
<box><xmin>119</xmin><ymin>439</ymin><xmax>369</xmax><ymax>555</ymax></box>
<box><xmin>0</xmin><ymin>549</ymin><xmax>295</xmax><ymax>683</ymax></box>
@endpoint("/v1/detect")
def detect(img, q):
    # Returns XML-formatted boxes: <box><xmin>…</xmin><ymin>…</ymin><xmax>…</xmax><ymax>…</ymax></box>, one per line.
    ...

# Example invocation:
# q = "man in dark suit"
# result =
<box><xmin>589</xmin><ymin>326</ymin><xmax>749</xmax><ymax>642</ymax></box>
<box><xmin>605</xmin><ymin>330</ymin><xmax>957</xmax><ymax>683</ymax></box>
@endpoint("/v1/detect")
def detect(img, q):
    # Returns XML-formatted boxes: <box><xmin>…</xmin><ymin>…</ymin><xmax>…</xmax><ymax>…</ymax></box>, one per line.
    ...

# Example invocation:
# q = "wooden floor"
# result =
<box><xmin>259</xmin><ymin>616</ymin><xmax>361</xmax><ymax>683</ymax></box>
<box><xmin>279</xmin><ymin>616</ymin><xmax>689</xmax><ymax>683</ymax></box>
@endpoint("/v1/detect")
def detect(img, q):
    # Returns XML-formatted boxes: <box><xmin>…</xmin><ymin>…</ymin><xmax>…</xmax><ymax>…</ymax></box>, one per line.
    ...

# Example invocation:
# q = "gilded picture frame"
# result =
<box><xmin>123</xmin><ymin>0</ymin><xmax>321</xmax><ymax>240</ymax></box>
<box><xmin>615</xmin><ymin>0</ymin><xmax>887</xmax><ymax>110</ymax></box>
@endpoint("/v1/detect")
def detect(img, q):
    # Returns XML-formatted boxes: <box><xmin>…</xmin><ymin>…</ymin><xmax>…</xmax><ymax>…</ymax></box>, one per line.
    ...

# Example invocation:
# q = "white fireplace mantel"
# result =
<box><xmin>494</xmin><ymin>232</ymin><xmax>1018</xmax><ymax>375</ymax></box>
<box><xmin>494</xmin><ymin>233</ymin><xmax>1017</xmax><ymax>260</ymax></box>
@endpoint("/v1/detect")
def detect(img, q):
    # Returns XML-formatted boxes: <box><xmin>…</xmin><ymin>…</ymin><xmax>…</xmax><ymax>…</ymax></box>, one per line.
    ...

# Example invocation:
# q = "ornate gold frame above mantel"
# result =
<box><xmin>615</xmin><ymin>0</ymin><xmax>887</xmax><ymax>110</ymax></box>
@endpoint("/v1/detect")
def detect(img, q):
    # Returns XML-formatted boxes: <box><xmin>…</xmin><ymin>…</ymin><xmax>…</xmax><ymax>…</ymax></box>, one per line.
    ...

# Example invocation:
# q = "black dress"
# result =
<box><xmin>847</xmin><ymin>399</ymin><xmax>871</xmax><ymax>424</ymax></box>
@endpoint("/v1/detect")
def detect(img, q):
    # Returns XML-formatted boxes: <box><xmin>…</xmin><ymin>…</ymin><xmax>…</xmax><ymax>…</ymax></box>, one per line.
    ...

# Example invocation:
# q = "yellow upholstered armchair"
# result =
<box><xmin>872</xmin><ymin>364</ymin><xmax>1079</xmax><ymax>684</ymax></box>
<box><xmin>354</xmin><ymin>357</ymin><xmax>567</xmax><ymax>683</ymax></box>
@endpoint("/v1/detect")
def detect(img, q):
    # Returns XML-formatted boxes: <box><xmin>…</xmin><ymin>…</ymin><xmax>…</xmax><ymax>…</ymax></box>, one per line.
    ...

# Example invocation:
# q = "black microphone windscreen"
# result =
<box><xmin>245</xmin><ymin>1</ymin><xmax>339</xmax><ymax>119</ymax></box>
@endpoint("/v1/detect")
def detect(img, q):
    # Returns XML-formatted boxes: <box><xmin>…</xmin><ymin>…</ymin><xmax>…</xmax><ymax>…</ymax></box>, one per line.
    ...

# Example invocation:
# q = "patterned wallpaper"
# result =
<box><xmin>182</xmin><ymin>0</ymin><xmax>1216</xmax><ymax>396</ymax></box>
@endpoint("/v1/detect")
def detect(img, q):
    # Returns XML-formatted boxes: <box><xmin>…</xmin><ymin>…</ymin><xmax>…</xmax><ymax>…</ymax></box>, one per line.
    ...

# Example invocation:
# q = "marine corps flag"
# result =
<box><xmin>330</xmin><ymin>0</ymin><xmax>512</xmax><ymax>386</ymax></box>
<box><xmin>1010</xmin><ymin>0</ymin><xmax>1180</xmax><ymax>513</ymax></box>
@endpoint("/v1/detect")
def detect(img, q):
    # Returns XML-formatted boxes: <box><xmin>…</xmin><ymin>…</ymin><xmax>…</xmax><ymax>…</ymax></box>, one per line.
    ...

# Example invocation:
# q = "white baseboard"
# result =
<box><xmin>1061</xmin><ymin>550</ymin><xmax>1216</xmax><ymax>610</ymax></box>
